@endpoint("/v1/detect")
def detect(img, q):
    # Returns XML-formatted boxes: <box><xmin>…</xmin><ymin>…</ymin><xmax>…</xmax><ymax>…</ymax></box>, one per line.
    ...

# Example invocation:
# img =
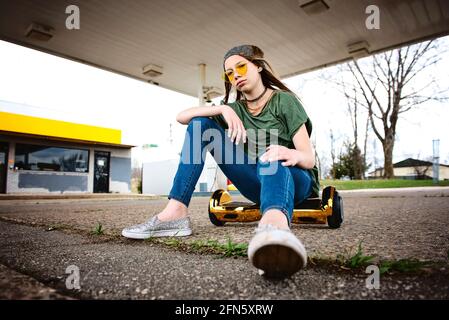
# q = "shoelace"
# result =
<box><xmin>253</xmin><ymin>223</ymin><xmax>283</xmax><ymax>234</ymax></box>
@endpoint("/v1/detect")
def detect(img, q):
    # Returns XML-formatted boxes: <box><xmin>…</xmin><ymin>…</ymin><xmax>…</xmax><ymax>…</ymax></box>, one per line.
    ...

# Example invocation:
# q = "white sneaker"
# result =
<box><xmin>121</xmin><ymin>216</ymin><xmax>192</xmax><ymax>239</ymax></box>
<box><xmin>247</xmin><ymin>224</ymin><xmax>307</xmax><ymax>278</ymax></box>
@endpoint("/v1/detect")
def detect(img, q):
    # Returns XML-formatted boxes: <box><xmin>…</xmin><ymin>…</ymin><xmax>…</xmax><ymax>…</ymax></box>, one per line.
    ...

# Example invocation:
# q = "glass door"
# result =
<box><xmin>94</xmin><ymin>151</ymin><xmax>110</xmax><ymax>193</ymax></box>
<box><xmin>0</xmin><ymin>142</ymin><xmax>8</xmax><ymax>193</ymax></box>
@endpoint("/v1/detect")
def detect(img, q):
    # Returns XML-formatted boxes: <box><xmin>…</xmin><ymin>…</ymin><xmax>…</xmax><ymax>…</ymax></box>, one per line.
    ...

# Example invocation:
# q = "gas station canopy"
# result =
<box><xmin>1</xmin><ymin>0</ymin><xmax>448</xmax><ymax>98</ymax></box>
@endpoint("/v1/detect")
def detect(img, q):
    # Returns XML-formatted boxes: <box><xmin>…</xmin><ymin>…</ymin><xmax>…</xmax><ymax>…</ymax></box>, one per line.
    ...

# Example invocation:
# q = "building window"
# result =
<box><xmin>15</xmin><ymin>144</ymin><xmax>89</xmax><ymax>173</ymax></box>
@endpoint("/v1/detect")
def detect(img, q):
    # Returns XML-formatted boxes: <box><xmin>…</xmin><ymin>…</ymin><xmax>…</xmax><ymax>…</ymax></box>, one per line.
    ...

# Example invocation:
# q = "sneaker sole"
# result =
<box><xmin>121</xmin><ymin>228</ymin><xmax>192</xmax><ymax>239</ymax></box>
<box><xmin>252</xmin><ymin>244</ymin><xmax>306</xmax><ymax>279</ymax></box>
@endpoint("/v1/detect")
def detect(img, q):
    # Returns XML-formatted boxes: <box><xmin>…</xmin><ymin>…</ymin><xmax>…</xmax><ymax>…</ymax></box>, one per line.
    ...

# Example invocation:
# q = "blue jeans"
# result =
<box><xmin>168</xmin><ymin>117</ymin><xmax>313</xmax><ymax>224</ymax></box>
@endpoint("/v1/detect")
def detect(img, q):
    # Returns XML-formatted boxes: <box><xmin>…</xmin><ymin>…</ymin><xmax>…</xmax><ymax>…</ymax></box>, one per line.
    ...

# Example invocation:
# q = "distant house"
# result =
<box><xmin>368</xmin><ymin>158</ymin><xmax>449</xmax><ymax>180</ymax></box>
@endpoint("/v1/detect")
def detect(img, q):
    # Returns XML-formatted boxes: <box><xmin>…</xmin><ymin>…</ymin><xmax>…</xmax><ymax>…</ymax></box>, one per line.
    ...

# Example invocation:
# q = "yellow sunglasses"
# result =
<box><xmin>222</xmin><ymin>62</ymin><xmax>248</xmax><ymax>83</ymax></box>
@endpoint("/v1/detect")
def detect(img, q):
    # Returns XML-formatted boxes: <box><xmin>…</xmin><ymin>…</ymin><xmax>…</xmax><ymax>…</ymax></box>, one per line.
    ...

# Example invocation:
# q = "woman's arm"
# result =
<box><xmin>176</xmin><ymin>105</ymin><xmax>247</xmax><ymax>144</ymax></box>
<box><xmin>176</xmin><ymin>106</ymin><xmax>223</xmax><ymax>124</ymax></box>
<box><xmin>290</xmin><ymin>125</ymin><xmax>316</xmax><ymax>169</ymax></box>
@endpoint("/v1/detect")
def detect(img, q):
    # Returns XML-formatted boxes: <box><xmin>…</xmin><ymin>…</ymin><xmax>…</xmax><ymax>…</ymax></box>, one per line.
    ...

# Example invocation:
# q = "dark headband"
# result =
<box><xmin>223</xmin><ymin>45</ymin><xmax>255</xmax><ymax>62</ymax></box>
<box><xmin>223</xmin><ymin>45</ymin><xmax>266</xmax><ymax>66</ymax></box>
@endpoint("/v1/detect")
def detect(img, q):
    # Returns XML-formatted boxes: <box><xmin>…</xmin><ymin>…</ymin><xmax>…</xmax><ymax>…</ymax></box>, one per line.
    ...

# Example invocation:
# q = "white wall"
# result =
<box><xmin>142</xmin><ymin>159</ymin><xmax>179</xmax><ymax>195</ymax></box>
<box><xmin>142</xmin><ymin>154</ymin><xmax>227</xmax><ymax>196</ymax></box>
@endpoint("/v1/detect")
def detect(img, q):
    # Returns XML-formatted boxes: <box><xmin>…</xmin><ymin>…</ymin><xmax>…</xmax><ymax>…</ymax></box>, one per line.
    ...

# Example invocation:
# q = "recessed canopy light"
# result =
<box><xmin>25</xmin><ymin>22</ymin><xmax>54</xmax><ymax>41</ymax></box>
<box><xmin>142</xmin><ymin>64</ymin><xmax>163</xmax><ymax>77</ymax></box>
<box><xmin>347</xmin><ymin>41</ymin><xmax>371</xmax><ymax>59</ymax></box>
<box><xmin>299</xmin><ymin>0</ymin><xmax>329</xmax><ymax>15</ymax></box>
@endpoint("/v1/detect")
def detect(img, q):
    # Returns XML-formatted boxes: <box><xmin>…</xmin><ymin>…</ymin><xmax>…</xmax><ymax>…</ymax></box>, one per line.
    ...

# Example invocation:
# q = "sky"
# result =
<box><xmin>1</xmin><ymin>38</ymin><xmax>448</xmax><ymax>175</ymax></box>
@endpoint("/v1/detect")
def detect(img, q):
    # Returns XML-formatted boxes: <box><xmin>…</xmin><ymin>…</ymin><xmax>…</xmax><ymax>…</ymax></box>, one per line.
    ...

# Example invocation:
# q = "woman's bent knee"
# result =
<box><xmin>188</xmin><ymin>116</ymin><xmax>216</xmax><ymax>126</ymax></box>
<box><xmin>257</xmin><ymin>160</ymin><xmax>290</xmax><ymax>178</ymax></box>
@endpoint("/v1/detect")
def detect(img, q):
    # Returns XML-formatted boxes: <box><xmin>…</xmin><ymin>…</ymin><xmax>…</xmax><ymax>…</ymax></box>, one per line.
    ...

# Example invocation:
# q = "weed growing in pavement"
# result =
<box><xmin>336</xmin><ymin>240</ymin><xmax>375</xmax><ymax>269</ymax></box>
<box><xmin>146</xmin><ymin>236</ymin><xmax>438</xmax><ymax>274</ymax></box>
<box><xmin>145</xmin><ymin>236</ymin><xmax>248</xmax><ymax>257</ymax></box>
<box><xmin>335</xmin><ymin>240</ymin><xmax>435</xmax><ymax>274</ymax></box>
<box><xmin>92</xmin><ymin>222</ymin><xmax>104</xmax><ymax>235</ymax></box>
<box><xmin>222</xmin><ymin>237</ymin><xmax>248</xmax><ymax>257</ymax></box>
<box><xmin>378</xmin><ymin>259</ymin><xmax>434</xmax><ymax>274</ymax></box>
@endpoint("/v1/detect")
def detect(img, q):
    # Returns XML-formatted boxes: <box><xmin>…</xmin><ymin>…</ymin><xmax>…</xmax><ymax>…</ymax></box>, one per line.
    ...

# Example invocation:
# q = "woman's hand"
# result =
<box><xmin>220</xmin><ymin>105</ymin><xmax>246</xmax><ymax>145</ymax></box>
<box><xmin>259</xmin><ymin>145</ymin><xmax>301</xmax><ymax>167</ymax></box>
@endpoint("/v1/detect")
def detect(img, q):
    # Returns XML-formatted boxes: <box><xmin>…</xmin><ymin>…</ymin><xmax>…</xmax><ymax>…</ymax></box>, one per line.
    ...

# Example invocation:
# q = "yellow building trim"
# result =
<box><xmin>0</xmin><ymin>111</ymin><xmax>121</xmax><ymax>145</ymax></box>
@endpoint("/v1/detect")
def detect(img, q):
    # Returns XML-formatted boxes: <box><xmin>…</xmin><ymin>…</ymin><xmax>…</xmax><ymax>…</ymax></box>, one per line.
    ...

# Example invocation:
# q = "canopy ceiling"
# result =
<box><xmin>1</xmin><ymin>0</ymin><xmax>448</xmax><ymax>97</ymax></box>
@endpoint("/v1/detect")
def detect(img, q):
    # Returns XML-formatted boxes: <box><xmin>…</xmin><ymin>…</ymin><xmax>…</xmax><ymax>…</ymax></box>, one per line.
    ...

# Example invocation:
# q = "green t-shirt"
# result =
<box><xmin>211</xmin><ymin>90</ymin><xmax>320</xmax><ymax>197</ymax></box>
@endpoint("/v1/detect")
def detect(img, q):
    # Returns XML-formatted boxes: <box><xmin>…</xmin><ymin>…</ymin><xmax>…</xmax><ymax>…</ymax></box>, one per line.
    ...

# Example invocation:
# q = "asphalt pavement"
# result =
<box><xmin>0</xmin><ymin>187</ymin><xmax>448</xmax><ymax>299</ymax></box>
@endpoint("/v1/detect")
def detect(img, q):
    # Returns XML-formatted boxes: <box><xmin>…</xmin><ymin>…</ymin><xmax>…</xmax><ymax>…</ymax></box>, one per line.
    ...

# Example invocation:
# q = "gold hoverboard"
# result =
<box><xmin>208</xmin><ymin>186</ymin><xmax>343</xmax><ymax>228</ymax></box>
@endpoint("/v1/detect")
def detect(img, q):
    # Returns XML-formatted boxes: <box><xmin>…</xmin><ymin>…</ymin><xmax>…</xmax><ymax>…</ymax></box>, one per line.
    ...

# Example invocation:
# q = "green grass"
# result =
<box><xmin>336</xmin><ymin>241</ymin><xmax>375</xmax><ymax>269</ymax></box>
<box><xmin>221</xmin><ymin>238</ymin><xmax>248</xmax><ymax>257</ymax></box>
<box><xmin>346</xmin><ymin>242</ymin><xmax>375</xmax><ymax>268</ymax></box>
<box><xmin>91</xmin><ymin>222</ymin><xmax>104</xmax><ymax>235</ymax></box>
<box><xmin>144</xmin><ymin>236</ymin><xmax>439</xmax><ymax>274</ymax></box>
<box><xmin>321</xmin><ymin>179</ymin><xmax>449</xmax><ymax>190</ymax></box>
<box><xmin>146</xmin><ymin>236</ymin><xmax>248</xmax><ymax>257</ymax></box>
<box><xmin>334</xmin><ymin>241</ymin><xmax>436</xmax><ymax>274</ymax></box>
<box><xmin>378</xmin><ymin>259</ymin><xmax>434</xmax><ymax>274</ymax></box>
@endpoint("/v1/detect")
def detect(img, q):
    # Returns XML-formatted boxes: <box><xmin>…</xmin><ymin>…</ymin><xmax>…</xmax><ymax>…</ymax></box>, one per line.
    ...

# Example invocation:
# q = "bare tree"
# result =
<box><xmin>317</xmin><ymin>64</ymin><xmax>372</xmax><ymax>179</ymax></box>
<box><xmin>347</xmin><ymin>39</ymin><xmax>447</xmax><ymax>178</ymax></box>
<box><xmin>329</xmin><ymin>129</ymin><xmax>336</xmax><ymax>179</ymax></box>
<box><xmin>412</xmin><ymin>156</ymin><xmax>433</xmax><ymax>179</ymax></box>
<box><xmin>413</xmin><ymin>164</ymin><xmax>431</xmax><ymax>179</ymax></box>
<box><xmin>131</xmin><ymin>159</ymin><xmax>142</xmax><ymax>193</ymax></box>
<box><xmin>310</xmin><ymin>139</ymin><xmax>322</xmax><ymax>180</ymax></box>
<box><xmin>341</xmin><ymin>79</ymin><xmax>371</xmax><ymax>179</ymax></box>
